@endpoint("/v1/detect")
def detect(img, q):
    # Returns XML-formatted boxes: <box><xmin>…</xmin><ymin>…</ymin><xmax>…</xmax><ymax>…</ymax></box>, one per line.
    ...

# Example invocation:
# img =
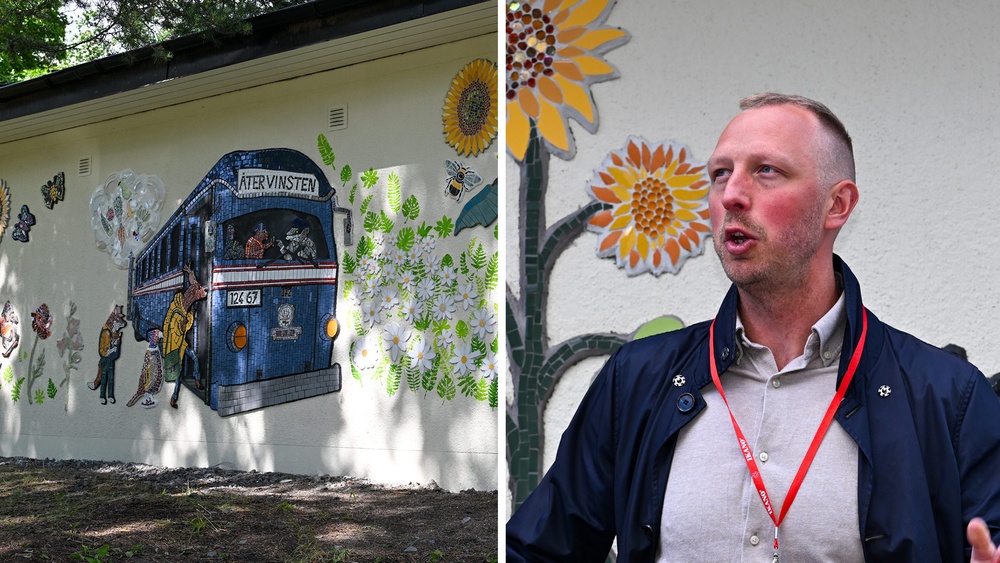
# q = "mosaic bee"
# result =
<box><xmin>444</xmin><ymin>160</ymin><xmax>483</xmax><ymax>203</ymax></box>
<box><xmin>41</xmin><ymin>172</ymin><xmax>65</xmax><ymax>209</ymax></box>
<box><xmin>11</xmin><ymin>205</ymin><xmax>34</xmax><ymax>243</ymax></box>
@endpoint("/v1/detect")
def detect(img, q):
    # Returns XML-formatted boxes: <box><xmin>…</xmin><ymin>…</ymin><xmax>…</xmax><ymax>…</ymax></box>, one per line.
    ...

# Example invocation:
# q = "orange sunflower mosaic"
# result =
<box><xmin>443</xmin><ymin>58</ymin><xmax>499</xmax><ymax>157</ymax></box>
<box><xmin>506</xmin><ymin>0</ymin><xmax>628</xmax><ymax>161</ymax></box>
<box><xmin>586</xmin><ymin>137</ymin><xmax>711</xmax><ymax>276</ymax></box>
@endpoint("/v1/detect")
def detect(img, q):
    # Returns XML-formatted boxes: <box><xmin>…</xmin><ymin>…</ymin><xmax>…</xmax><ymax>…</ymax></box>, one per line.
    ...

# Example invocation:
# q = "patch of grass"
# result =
<box><xmin>0</xmin><ymin>459</ymin><xmax>497</xmax><ymax>562</ymax></box>
<box><xmin>70</xmin><ymin>544</ymin><xmax>111</xmax><ymax>562</ymax></box>
<box><xmin>287</xmin><ymin>530</ymin><xmax>350</xmax><ymax>563</ymax></box>
<box><xmin>188</xmin><ymin>513</ymin><xmax>209</xmax><ymax>537</ymax></box>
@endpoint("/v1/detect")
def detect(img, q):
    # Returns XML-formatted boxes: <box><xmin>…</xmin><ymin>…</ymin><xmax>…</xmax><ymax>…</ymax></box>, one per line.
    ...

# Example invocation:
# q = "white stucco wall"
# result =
<box><xmin>0</xmin><ymin>32</ymin><xmax>499</xmax><ymax>492</ymax></box>
<box><xmin>506</xmin><ymin>0</ymin><xmax>1000</xmax><ymax>512</ymax></box>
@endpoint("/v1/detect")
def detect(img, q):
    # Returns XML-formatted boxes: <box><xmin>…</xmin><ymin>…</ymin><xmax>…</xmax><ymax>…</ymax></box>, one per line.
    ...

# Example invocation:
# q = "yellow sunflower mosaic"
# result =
<box><xmin>443</xmin><ymin>58</ymin><xmax>499</xmax><ymax>157</ymax></box>
<box><xmin>506</xmin><ymin>0</ymin><xmax>628</xmax><ymax>161</ymax></box>
<box><xmin>586</xmin><ymin>137</ymin><xmax>711</xmax><ymax>276</ymax></box>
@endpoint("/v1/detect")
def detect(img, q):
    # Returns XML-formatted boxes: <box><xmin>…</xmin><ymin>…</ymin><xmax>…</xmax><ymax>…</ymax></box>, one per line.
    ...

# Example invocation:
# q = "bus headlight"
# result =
<box><xmin>226</xmin><ymin>322</ymin><xmax>247</xmax><ymax>352</ymax></box>
<box><xmin>320</xmin><ymin>314</ymin><xmax>339</xmax><ymax>341</ymax></box>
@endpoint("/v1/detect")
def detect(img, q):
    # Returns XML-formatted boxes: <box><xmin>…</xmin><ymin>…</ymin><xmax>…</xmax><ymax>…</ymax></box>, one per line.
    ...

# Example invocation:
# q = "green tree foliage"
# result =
<box><xmin>1</xmin><ymin>0</ymin><xmax>307</xmax><ymax>85</ymax></box>
<box><xmin>0</xmin><ymin>0</ymin><xmax>68</xmax><ymax>84</ymax></box>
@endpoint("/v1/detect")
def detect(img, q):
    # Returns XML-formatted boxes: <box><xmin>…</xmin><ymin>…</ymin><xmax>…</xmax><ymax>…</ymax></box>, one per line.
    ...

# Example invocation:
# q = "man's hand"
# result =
<box><xmin>968</xmin><ymin>517</ymin><xmax>1000</xmax><ymax>563</ymax></box>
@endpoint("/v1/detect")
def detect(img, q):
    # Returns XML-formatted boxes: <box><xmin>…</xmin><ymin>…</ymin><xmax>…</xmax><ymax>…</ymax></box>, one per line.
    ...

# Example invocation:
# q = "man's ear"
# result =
<box><xmin>825</xmin><ymin>180</ymin><xmax>859</xmax><ymax>230</ymax></box>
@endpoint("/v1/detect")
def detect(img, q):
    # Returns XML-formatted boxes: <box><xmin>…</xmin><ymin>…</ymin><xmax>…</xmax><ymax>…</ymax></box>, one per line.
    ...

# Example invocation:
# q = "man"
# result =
<box><xmin>506</xmin><ymin>94</ymin><xmax>1000</xmax><ymax>562</ymax></box>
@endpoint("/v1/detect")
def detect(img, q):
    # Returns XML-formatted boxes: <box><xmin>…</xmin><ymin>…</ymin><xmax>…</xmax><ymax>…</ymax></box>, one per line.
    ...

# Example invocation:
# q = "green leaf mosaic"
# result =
<box><xmin>318</xmin><ymin>136</ymin><xmax>497</xmax><ymax>408</ymax></box>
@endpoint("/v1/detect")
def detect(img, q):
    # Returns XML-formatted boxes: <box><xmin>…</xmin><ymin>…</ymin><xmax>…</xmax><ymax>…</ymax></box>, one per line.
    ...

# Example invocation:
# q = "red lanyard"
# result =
<box><xmin>708</xmin><ymin>309</ymin><xmax>867</xmax><ymax>560</ymax></box>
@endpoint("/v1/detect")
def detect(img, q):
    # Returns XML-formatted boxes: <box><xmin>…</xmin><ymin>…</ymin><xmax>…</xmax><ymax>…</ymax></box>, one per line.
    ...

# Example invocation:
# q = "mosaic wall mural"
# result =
<box><xmin>507</xmin><ymin>0</ymin><xmax>632</xmax><ymax>508</ymax></box>
<box><xmin>506</xmin><ymin>0</ymin><xmax>713</xmax><ymax>521</ymax></box>
<box><xmin>320</xmin><ymin>133</ymin><xmax>499</xmax><ymax>409</ymax></box>
<box><xmin>0</xmin><ymin>171</ymin><xmax>85</xmax><ymax>407</ymax></box>
<box><xmin>90</xmin><ymin>170</ymin><xmax>166</xmax><ymax>269</ymax></box>
<box><xmin>443</xmin><ymin>58</ymin><xmax>499</xmax><ymax>157</ymax></box>
<box><xmin>1</xmin><ymin>301</ymin><xmax>84</xmax><ymax>408</ymax></box>
<box><xmin>0</xmin><ymin>57</ymin><xmax>500</xmax><ymax>420</ymax></box>
<box><xmin>586</xmin><ymin>137</ymin><xmax>711</xmax><ymax>276</ymax></box>
<box><xmin>55</xmin><ymin>302</ymin><xmax>84</xmax><ymax>411</ymax></box>
<box><xmin>127</xmin><ymin>149</ymin><xmax>345</xmax><ymax>417</ymax></box>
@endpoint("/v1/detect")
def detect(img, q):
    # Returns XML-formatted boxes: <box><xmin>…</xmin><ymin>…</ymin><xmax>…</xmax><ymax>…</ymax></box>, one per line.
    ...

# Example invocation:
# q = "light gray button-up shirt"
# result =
<box><xmin>657</xmin><ymin>292</ymin><xmax>864</xmax><ymax>562</ymax></box>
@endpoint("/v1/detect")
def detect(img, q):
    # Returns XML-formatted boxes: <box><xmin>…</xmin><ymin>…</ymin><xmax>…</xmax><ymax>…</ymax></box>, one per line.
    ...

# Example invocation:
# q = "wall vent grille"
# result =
<box><xmin>78</xmin><ymin>156</ymin><xmax>92</xmax><ymax>177</ymax></box>
<box><xmin>328</xmin><ymin>105</ymin><xmax>348</xmax><ymax>131</ymax></box>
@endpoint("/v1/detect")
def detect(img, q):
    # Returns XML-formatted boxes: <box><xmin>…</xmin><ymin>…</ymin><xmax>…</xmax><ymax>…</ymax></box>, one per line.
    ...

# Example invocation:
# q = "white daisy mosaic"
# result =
<box><xmin>342</xmin><ymin>175</ymin><xmax>499</xmax><ymax>407</ymax></box>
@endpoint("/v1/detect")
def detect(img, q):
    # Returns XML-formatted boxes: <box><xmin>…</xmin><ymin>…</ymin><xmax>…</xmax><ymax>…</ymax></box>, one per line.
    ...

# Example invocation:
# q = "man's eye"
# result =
<box><xmin>711</xmin><ymin>169</ymin><xmax>730</xmax><ymax>180</ymax></box>
<box><xmin>759</xmin><ymin>165</ymin><xmax>776</xmax><ymax>174</ymax></box>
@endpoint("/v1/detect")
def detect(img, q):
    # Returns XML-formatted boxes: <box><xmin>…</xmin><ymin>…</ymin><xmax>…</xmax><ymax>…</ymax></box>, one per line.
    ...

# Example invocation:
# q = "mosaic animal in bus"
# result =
<box><xmin>128</xmin><ymin>148</ymin><xmax>344</xmax><ymax>417</ymax></box>
<box><xmin>275</xmin><ymin>218</ymin><xmax>318</xmax><ymax>265</ymax></box>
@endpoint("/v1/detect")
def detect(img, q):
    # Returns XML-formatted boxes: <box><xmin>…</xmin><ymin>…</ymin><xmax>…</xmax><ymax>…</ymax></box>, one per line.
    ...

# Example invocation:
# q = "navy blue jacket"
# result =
<box><xmin>508</xmin><ymin>256</ymin><xmax>1000</xmax><ymax>562</ymax></box>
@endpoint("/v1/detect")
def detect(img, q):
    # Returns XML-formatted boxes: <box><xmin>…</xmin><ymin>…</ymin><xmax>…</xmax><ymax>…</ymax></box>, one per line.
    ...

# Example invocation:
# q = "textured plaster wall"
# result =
<box><xmin>506</xmin><ymin>0</ymin><xmax>1000</xmax><ymax>512</ymax></box>
<box><xmin>0</xmin><ymin>33</ymin><xmax>499</xmax><ymax>492</ymax></box>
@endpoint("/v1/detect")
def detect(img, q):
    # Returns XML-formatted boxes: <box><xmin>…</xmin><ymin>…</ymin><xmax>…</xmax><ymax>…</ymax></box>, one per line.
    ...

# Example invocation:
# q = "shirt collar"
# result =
<box><xmin>734</xmin><ymin>289</ymin><xmax>847</xmax><ymax>369</ymax></box>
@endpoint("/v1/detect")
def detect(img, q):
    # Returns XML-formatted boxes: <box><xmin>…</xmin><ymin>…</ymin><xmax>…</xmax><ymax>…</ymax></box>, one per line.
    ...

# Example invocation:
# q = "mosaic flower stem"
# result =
<box><xmin>507</xmin><ymin>123</ymin><xmax>628</xmax><ymax>507</ymax></box>
<box><xmin>25</xmin><ymin>336</ymin><xmax>40</xmax><ymax>404</ymax></box>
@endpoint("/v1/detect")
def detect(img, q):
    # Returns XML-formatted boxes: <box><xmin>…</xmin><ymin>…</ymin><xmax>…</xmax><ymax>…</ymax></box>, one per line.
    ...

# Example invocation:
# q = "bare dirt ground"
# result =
<box><xmin>0</xmin><ymin>457</ymin><xmax>497</xmax><ymax>562</ymax></box>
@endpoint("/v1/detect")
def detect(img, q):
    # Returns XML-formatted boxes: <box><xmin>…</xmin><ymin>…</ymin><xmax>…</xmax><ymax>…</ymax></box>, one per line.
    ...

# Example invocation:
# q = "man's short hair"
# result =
<box><xmin>739</xmin><ymin>93</ymin><xmax>856</xmax><ymax>184</ymax></box>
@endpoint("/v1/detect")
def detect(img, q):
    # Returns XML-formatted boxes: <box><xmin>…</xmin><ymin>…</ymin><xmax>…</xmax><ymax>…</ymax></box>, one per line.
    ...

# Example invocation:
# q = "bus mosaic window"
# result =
<box><xmin>222</xmin><ymin>210</ymin><xmax>329</xmax><ymax>266</ymax></box>
<box><xmin>169</xmin><ymin>224</ymin><xmax>182</xmax><ymax>270</ymax></box>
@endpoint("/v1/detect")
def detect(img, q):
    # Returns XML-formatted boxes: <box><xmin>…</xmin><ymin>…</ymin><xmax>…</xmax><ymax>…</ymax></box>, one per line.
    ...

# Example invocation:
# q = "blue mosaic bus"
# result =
<box><xmin>128</xmin><ymin>149</ymin><xmax>347</xmax><ymax>416</ymax></box>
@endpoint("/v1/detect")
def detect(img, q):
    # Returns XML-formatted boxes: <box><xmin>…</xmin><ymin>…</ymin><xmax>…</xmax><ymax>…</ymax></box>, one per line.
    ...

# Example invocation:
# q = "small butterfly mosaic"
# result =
<box><xmin>41</xmin><ymin>172</ymin><xmax>65</xmax><ymax>209</ymax></box>
<box><xmin>11</xmin><ymin>205</ymin><xmax>35</xmax><ymax>243</ymax></box>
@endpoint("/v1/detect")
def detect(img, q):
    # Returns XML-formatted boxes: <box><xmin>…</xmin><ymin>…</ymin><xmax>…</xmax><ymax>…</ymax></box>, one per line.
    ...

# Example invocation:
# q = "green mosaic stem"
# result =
<box><xmin>535</xmin><ymin>333</ymin><xmax>628</xmax><ymax>404</ymax></box>
<box><xmin>538</xmin><ymin>200</ymin><xmax>611</xmax><ymax>275</ymax></box>
<box><xmin>25</xmin><ymin>336</ymin><xmax>39</xmax><ymax>404</ymax></box>
<box><xmin>507</xmin><ymin>123</ymin><xmax>628</xmax><ymax>508</ymax></box>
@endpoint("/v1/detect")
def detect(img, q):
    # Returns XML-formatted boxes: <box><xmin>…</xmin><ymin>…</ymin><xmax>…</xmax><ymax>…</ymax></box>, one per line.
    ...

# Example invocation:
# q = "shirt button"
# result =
<box><xmin>771</xmin><ymin>378</ymin><xmax>781</xmax><ymax>388</ymax></box>
<box><xmin>759</xmin><ymin>451</ymin><xmax>769</xmax><ymax>462</ymax></box>
<box><xmin>823</xmin><ymin>350</ymin><xmax>832</xmax><ymax>360</ymax></box>
<box><xmin>750</xmin><ymin>534</ymin><xmax>760</xmax><ymax>546</ymax></box>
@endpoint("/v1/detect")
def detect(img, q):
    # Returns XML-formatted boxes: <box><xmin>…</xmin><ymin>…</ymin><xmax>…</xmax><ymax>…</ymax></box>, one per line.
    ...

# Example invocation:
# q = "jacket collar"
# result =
<box><xmin>708</xmin><ymin>254</ymin><xmax>882</xmax><ymax>390</ymax></box>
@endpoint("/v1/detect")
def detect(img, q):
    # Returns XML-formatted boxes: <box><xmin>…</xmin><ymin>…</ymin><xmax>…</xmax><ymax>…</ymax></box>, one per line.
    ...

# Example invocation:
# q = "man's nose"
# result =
<box><xmin>720</xmin><ymin>171</ymin><xmax>751</xmax><ymax>211</ymax></box>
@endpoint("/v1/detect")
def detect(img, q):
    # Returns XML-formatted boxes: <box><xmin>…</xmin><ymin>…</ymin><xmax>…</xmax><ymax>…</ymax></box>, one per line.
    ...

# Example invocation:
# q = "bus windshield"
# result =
<box><xmin>221</xmin><ymin>209</ymin><xmax>330</xmax><ymax>264</ymax></box>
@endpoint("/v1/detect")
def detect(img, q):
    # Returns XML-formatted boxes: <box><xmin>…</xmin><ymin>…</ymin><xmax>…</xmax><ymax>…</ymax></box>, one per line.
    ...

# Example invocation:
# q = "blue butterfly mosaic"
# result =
<box><xmin>11</xmin><ymin>205</ymin><xmax>35</xmax><ymax>243</ymax></box>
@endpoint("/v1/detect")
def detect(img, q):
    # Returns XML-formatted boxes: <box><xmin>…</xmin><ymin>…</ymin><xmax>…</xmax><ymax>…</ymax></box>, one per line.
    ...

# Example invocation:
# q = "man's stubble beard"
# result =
<box><xmin>712</xmin><ymin>199</ymin><xmax>827</xmax><ymax>295</ymax></box>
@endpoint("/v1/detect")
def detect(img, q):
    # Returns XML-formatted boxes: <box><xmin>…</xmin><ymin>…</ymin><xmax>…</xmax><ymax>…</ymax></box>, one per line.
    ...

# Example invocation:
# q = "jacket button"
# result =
<box><xmin>643</xmin><ymin>524</ymin><xmax>655</xmax><ymax>540</ymax></box>
<box><xmin>721</xmin><ymin>347</ymin><xmax>730</xmax><ymax>360</ymax></box>
<box><xmin>677</xmin><ymin>393</ymin><xmax>695</xmax><ymax>413</ymax></box>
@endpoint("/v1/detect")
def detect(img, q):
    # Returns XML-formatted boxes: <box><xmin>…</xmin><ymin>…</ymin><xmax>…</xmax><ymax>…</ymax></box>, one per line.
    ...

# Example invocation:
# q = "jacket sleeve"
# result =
<box><xmin>506</xmin><ymin>349</ymin><xmax>622</xmax><ymax>562</ymax></box>
<box><xmin>957</xmin><ymin>370</ymin><xmax>1000</xmax><ymax>557</ymax></box>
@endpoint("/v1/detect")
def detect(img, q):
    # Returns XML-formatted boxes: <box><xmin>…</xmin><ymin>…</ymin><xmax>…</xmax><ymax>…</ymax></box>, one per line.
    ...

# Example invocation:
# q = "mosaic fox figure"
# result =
<box><xmin>88</xmin><ymin>305</ymin><xmax>127</xmax><ymax>404</ymax></box>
